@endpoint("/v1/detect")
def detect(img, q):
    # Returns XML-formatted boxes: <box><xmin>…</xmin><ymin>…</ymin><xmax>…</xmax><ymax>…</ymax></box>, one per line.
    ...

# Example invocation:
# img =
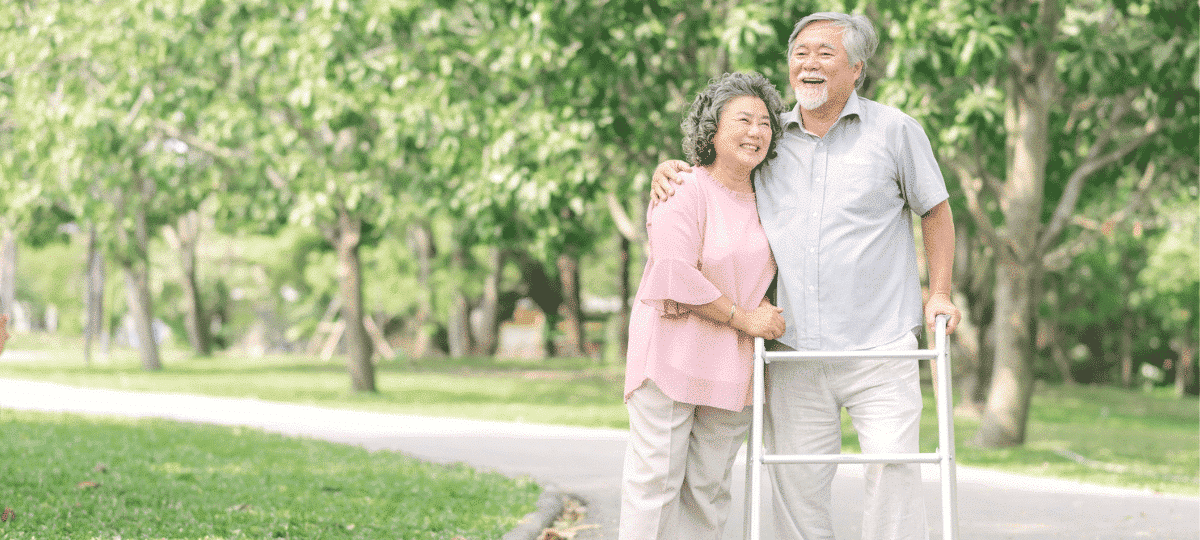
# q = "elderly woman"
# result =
<box><xmin>620</xmin><ymin>72</ymin><xmax>787</xmax><ymax>540</ymax></box>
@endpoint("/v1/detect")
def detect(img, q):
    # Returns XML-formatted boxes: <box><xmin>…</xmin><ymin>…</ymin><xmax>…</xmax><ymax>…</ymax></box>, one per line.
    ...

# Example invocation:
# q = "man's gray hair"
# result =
<box><xmin>681</xmin><ymin>72</ymin><xmax>785</xmax><ymax>168</ymax></box>
<box><xmin>787</xmin><ymin>12</ymin><xmax>879</xmax><ymax>90</ymax></box>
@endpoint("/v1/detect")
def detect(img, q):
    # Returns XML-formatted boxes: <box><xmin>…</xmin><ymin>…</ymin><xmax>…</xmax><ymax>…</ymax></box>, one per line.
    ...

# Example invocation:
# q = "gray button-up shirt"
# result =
<box><xmin>754</xmin><ymin>92</ymin><xmax>949</xmax><ymax>351</ymax></box>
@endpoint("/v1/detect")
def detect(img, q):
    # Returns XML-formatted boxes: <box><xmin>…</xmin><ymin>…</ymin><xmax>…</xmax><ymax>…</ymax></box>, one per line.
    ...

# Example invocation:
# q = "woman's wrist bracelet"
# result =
<box><xmin>726</xmin><ymin>304</ymin><xmax>737</xmax><ymax>325</ymax></box>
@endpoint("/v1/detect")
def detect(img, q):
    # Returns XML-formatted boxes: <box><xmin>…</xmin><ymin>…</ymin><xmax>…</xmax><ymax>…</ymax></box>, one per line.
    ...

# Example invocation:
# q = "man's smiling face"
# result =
<box><xmin>788</xmin><ymin>21</ymin><xmax>861</xmax><ymax>113</ymax></box>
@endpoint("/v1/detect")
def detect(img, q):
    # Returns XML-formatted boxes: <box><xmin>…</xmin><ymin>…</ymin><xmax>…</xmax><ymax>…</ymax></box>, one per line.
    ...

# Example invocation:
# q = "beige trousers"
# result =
<box><xmin>765</xmin><ymin>332</ymin><xmax>929</xmax><ymax>540</ymax></box>
<box><xmin>619</xmin><ymin>380</ymin><xmax>751</xmax><ymax>540</ymax></box>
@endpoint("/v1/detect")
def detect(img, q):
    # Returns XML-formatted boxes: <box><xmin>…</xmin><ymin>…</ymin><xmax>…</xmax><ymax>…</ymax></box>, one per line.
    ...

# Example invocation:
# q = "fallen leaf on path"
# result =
<box><xmin>538</xmin><ymin>524</ymin><xmax>599</xmax><ymax>540</ymax></box>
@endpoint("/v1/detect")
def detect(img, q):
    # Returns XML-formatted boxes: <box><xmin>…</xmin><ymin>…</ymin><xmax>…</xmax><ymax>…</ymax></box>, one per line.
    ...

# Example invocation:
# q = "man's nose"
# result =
<box><xmin>797</xmin><ymin>54</ymin><xmax>819</xmax><ymax>70</ymax></box>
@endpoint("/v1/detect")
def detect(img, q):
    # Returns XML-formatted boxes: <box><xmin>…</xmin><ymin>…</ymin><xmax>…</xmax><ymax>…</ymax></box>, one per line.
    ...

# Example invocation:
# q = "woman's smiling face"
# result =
<box><xmin>711</xmin><ymin>95</ymin><xmax>772</xmax><ymax>170</ymax></box>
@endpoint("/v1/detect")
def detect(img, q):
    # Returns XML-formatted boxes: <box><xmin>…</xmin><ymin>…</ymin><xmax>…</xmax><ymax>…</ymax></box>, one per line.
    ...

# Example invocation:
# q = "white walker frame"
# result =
<box><xmin>745</xmin><ymin>314</ymin><xmax>959</xmax><ymax>540</ymax></box>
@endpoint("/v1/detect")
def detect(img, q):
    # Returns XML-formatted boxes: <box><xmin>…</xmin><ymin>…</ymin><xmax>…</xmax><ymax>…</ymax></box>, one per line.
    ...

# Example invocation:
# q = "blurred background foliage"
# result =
<box><xmin>0</xmin><ymin>0</ymin><xmax>1195</xmax><ymax>446</ymax></box>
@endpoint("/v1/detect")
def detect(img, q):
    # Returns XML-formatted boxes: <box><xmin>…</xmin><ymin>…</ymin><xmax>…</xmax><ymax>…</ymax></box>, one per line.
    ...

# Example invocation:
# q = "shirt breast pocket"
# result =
<box><xmin>830</xmin><ymin>159</ymin><xmax>903</xmax><ymax>213</ymax></box>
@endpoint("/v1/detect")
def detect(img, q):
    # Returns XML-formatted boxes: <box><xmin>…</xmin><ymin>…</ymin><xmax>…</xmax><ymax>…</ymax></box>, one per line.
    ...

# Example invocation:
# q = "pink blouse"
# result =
<box><xmin>624</xmin><ymin>168</ymin><xmax>777</xmax><ymax>411</ymax></box>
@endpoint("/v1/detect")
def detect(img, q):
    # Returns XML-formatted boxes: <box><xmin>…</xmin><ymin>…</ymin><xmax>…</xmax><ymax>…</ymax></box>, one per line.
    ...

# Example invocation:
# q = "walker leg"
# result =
<box><xmin>747</xmin><ymin>337</ymin><xmax>766</xmax><ymax>540</ymax></box>
<box><xmin>935</xmin><ymin>315</ymin><xmax>959</xmax><ymax>540</ymax></box>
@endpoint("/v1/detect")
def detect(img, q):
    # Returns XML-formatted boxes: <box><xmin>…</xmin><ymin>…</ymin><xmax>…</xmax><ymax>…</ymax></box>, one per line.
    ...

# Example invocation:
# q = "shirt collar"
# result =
<box><xmin>782</xmin><ymin>90</ymin><xmax>863</xmax><ymax>134</ymax></box>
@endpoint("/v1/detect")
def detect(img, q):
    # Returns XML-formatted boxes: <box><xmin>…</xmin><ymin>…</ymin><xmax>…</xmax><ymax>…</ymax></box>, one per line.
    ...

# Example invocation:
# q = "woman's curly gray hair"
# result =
<box><xmin>681</xmin><ymin>72</ymin><xmax>785</xmax><ymax>168</ymax></box>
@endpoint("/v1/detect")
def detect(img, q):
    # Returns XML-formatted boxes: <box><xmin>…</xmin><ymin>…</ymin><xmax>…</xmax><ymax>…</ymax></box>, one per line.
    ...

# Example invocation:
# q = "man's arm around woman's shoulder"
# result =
<box><xmin>651</xmin><ymin>160</ymin><xmax>694</xmax><ymax>203</ymax></box>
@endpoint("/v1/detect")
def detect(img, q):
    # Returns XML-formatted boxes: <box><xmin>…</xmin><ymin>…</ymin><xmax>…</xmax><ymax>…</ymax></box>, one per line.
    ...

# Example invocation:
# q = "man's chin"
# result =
<box><xmin>796</xmin><ymin>97</ymin><xmax>828</xmax><ymax>111</ymax></box>
<box><xmin>794</xmin><ymin>89</ymin><xmax>828</xmax><ymax>111</ymax></box>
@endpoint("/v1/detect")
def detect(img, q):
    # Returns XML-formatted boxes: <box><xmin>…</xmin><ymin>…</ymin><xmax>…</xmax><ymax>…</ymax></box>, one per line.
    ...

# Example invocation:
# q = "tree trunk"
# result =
<box><xmin>447</xmin><ymin>243</ymin><xmax>473</xmax><ymax>358</ymax></box>
<box><xmin>977</xmin><ymin>260</ymin><xmax>1039</xmax><ymax>446</ymax></box>
<box><xmin>514</xmin><ymin>250</ymin><xmax>562</xmax><ymax>357</ymax></box>
<box><xmin>120</xmin><ymin>175</ymin><xmax>161</xmax><ymax>372</ymax></box>
<box><xmin>122</xmin><ymin>263</ymin><xmax>160</xmax><ymax>370</ymax></box>
<box><xmin>84</xmin><ymin>226</ymin><xmax>105</xmax><ymax>367</ymax></box>
<box><xmin>951</xmin><ymin>291</ymin><xmax>986</xmax><ymax>409</ymax></box>
<box><xmin>614</xmin><ymin>234</ymin><xmax>631</xmax><ymax>361</ymax></box>
<box><xmin>556</xmin><ymin>251</ymin><xmax>585</xmax><ymax>358</ymax></box>
<box><xmin>472</xmin><ymin>247</ymin><xmax>504</xmax><ymax>356</ymax></box>
<box><xmin>0</xmin><ymin>230</ymin><xmax>15</xmax><ymax>323</ymax></box>
<box><xmin>514</xmin><ymin>251</ymin><xmax>563</xmax><ymax>320</ymax></box>
<box><xmin>1048</xmin><ymin>324</ymin><xmax>1076</xmax><ymax>385</ymax></box>
<box><xmin>122</xmin><ymin>256</ymin><xmax>161</xmax><ymax>371</ymax></box>
<box><xmin>976</xmin><ymin>323</ymin><xmax>997</xmax><ymax>404</ymax></box>
<box><xmin>1176</xmin><ymin>336</ymin><xmax>1194</xmax><ymax>398</ymax></box>
<box><xmin>605</xmin><ymin>192</ymin><xmax>645</xmax><ymax>364</ymax></box>
<box><xmin>950</xmin><ymin>224</ymin><xmax>994</xmax><ymax>409</ymax></box>
<box><xmin>447</xmin><ymin>293</ymin><xmax>472</xmax><ymax>358</ymax></box>
<box><xmin>554</xmin><ymin>201</ymin><xmax>586</xmax><ymax>358</ymax></box>
<box><xmin>330</xmin><ymin>205</ymin><xmax>375</xmax><ymax>392</ymax></box>
<box><xmin>976</xmin><ymin>8</ymin><xmax>1056</xmax><ymax>446</ymax></box>
<box><xmin>406</xmin><ymin>223</ymin><xmax>435</xmax><ymax>358</ymax></box>
<box><xmin>164</xmin><ymin>210</ymin><xmax>211</xmax><ymax>356</ymax></box>
<box><xmin>1120</xmin><ymin>315</ymin><xmax>1134</xmax><ymax>388</ymax></box>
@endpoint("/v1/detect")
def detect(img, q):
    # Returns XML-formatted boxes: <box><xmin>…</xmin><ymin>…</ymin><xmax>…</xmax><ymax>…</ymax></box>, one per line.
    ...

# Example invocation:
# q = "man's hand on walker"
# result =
<box><xmin>924</xmin><ymin>292</ymin><xmax>961</xmax><ymax>335</ymax></box>
<box><xmin>651</xmin><ymin>160</ymin><xmax>692</xmax><ymax>202</ymax></box>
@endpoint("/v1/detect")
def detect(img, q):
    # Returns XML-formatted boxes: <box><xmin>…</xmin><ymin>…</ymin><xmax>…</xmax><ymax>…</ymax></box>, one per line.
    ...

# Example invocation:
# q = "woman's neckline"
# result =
<box><xmin>697</xmin><ymin>167</ymin><xmax>756</xmax><ymax>199</ymax></box>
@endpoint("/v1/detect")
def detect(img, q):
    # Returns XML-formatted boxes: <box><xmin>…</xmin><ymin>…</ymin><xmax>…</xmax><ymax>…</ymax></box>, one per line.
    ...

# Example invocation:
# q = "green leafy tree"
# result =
<box><xmin>196</xmin><ymin>0</ymin><xmax>490</xmax><ymax>388</ymax></box>
<box><xmin>437</xmin><ymin>0</ymin><xmax>810</xmax><ymax>357</ymax></box>
<box><xmin>0</xmin><ymin>3</ymin><xmax>83</xmax><ymax>334</ymax></box>
<box><xmin>878</xmin><ymin>0</ymin><xmax>1199</xmax><ymax>446</ymax></box>
<box><xmin>2</xmin><ymin>0</ymin><xmax>235</xmax><ymax>370</ymax></box>
<box><xmin>1136</xmin><ymin>197</ymin><xmax>1200</xmax><ymax>397</ymax></box>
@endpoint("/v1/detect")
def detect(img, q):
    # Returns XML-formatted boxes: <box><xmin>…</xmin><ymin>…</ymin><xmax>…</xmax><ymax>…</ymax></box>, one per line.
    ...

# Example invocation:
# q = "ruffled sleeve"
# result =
<box><xmin>638</xmin><ymin>178</ymin><xmax>721</xmax><ymax>315</ymax></box>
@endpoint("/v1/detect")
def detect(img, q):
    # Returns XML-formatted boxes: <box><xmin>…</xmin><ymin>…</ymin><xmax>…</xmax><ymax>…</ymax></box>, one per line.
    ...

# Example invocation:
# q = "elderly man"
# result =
<box><xmin>652</xmin><ymin>12</ymin><xmax>961</xmax><ymax>540</ymax></box>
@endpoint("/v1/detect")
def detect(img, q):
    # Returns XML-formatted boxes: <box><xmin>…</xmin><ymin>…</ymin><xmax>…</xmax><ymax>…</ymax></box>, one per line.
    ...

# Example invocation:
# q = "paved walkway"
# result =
<box><xmin>0</xmin><ymin>378</ymin><xmax>1195</xmax><ymax>540</ymax></box>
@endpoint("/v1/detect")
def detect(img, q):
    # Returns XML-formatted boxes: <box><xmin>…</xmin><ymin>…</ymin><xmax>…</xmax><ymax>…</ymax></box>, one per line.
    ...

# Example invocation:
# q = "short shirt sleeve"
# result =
<box><xmin>896</xmin><ymin>114</ymin><xmax>950</xmax><ymax>217</ymax></box>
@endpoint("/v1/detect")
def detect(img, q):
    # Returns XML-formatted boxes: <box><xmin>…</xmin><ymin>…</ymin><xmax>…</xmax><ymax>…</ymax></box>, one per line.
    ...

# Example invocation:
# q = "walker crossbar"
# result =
<box><xmin>762</xmin><ymin>453</ymin><xmax>941</xmax><ymax>465</ymax></box>
<box><xmin>745</xmin><ymin>314</ymin><xmax>959</xmax><ymax>540</ymax></box>
<box><xmin>766</xmin><ymin>349</ymin><xmax>938</xmax><ymax>361</ymax></box>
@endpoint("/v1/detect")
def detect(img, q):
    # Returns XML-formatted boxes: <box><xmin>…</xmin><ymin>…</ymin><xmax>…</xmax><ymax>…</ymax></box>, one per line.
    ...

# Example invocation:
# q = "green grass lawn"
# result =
<box><xmin>2</xmin><ymin>337</ymin><xmax>1197</xmax><ymax>499</ymax></box>
<box><xmin>0</xmin><ymin>409</ymin><xmax>539</xmax><ymax>540</ymax></box>
<box><xmin>900</xmin><ymin>383</ymin><xmax>1197</xmax><ymax>496</ymax></box>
